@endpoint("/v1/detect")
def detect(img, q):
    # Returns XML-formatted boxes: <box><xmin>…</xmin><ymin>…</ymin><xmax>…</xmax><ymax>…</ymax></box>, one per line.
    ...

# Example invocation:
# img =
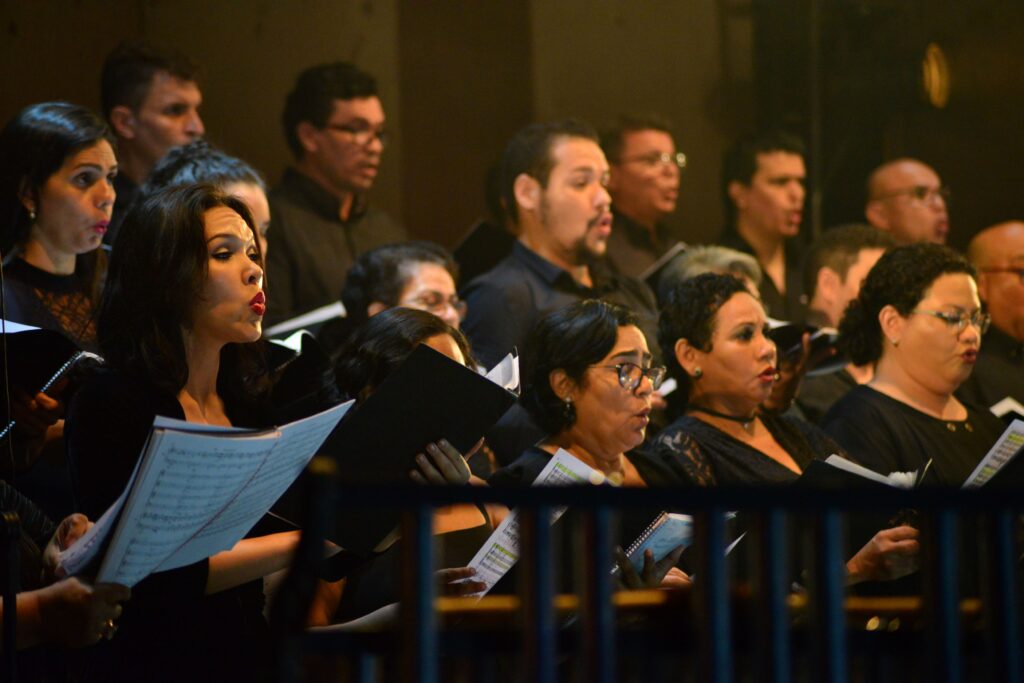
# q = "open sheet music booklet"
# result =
<box><xmin>462</xmin><ymin>449</ymin><xmax>605</xmax><ymax>598</ymax></box>
<box><xmin>57</xmin><ymin>400</ymin><xmax>353</xmax><ymax>586</ymax></box>
<box><xmin>799</xmin><ymin>454</ymin><xmax>919</xmax><ymax>490</ymax></box>
<box><xmin>962</xmin><ymin>418</ymin><xmax>1024</xmax><ymax>488</ymax></box>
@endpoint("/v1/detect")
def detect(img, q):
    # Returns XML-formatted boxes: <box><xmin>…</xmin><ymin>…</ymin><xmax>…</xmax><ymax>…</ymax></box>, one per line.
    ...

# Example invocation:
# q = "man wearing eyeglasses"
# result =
<box><xmin>957</xmin><ymin>221</ymin><xmax>1024</xmax><ymax>413</ymax></box>
<box><xmin>600</xmin><ymin>115</ymin><xmax>686</xmax><ymax>280</ymax></box>
<box><xmin>265</xmin><ymin>62</ymin><xmax>406</xmax><ymax>325</ymax></box>
<box><xmin>865</xmin><ymin>159</ymin><xmax>950</xmax><ymax>245</ymax></box>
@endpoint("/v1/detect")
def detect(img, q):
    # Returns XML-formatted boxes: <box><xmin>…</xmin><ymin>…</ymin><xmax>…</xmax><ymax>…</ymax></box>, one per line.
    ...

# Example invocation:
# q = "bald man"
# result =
<box><xmin>956</xmin><ymin>221</ymin><xmax>1024</xmax><ymax>413</ymax></box>
<box><xmin>865</xmin><ymin>159</ymin><xmax>949</xmax><ymax>245</ymax></box>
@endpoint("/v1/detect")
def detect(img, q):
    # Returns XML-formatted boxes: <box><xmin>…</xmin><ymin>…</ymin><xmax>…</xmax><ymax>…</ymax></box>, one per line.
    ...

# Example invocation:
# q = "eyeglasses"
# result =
<box><xmin>618</xmin><ymin>151</ymin><xmax>687</xmax><ymax>172</ymax></box>
<box><xmin>403</xmin><ymin>291</ymin><xmax>468</xmax><ymax>320</ymax></box>
<box><xmin>911</xmin><ymin>309</ymin><xmax>990</xmax><ymax>335</ymax></box>
<box><xmin>875</xmin><ymin>185</ymin><xmax>951</xmax><ymax>206</ymax></box>
<box><xmin>980</xmin><ymin>267</ymin><xmax>1024</xmax><ymax>284</ymax></box>
<box><xmin>593</xmin><ymin>362</ymin><xmax>667</xmax><ymax>391</ymax></box>
<box><xmin>324</xmin><ymin>123</ymin><xmax>388</xmax><ymax>147</ymax></box>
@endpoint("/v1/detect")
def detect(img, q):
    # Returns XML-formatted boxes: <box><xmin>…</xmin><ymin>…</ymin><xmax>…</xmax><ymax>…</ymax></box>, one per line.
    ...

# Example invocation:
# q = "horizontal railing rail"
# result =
<box><xmin>272</xmin><ymin>463</ymin><xmax>1023</xmax><ymax>683</ymax></box>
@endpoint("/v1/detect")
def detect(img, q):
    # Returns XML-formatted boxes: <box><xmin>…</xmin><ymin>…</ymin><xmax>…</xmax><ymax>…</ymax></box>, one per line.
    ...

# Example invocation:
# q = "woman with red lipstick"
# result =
<box><xmin>0</xmin><ymin>102</ymin><xmax>115</xmax><ymax>353</ymax></box>
<box><xmin>648</xmin><ymin>273</ymin><xmax>919</xmax><ymax>585</ymax></box>
<box><xmin>489</xmin><ymin>300</ymin><xmax>689</xmax><ymax>587</ymax></box>
<box><xmin>63</xmin><ymin>184</ymin><xmax>305</xmax><ymax>682</ymax></box>
<box><xmin>823</xmin><ymin>243</ymin><xmax>1003</xmax><ymax>486</ymax></box>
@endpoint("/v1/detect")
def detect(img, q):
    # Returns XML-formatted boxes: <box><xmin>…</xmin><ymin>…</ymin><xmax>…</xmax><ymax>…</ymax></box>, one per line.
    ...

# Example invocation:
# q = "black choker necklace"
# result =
<box><xmin>688</xmin><ymin>405</ymin><xmax>757</xmax><ymax>429</ymax></box>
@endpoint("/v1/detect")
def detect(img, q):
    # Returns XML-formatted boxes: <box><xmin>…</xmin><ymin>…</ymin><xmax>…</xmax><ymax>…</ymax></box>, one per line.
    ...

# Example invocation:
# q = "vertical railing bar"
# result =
<box><xmin>582</xmin><ymin>506</ymin><xmax>615</xmax><ymax>683</ymax></box>
<box><xmin>925</xmin><ymin>510</ymin><xmax>961</xmax><ymax>683</ymax></box>
<box><xmin>984</xmin><ymin>510</ymin><xmax>1021</xmax><ymax>682</ymax></box>
<box><xmin>400</xmin><ymin>503</ymin><xmax>436</xmax><ymax>683</ymax></box>
<box><xmin>809</xmin><ymin>509</ymin><xmax>846</xmax><ymax>683</ymax></box>
<box><xmin>521</xmin><ymin>505</ymin><xmax>556</xmax><ymax>683</ymax></box>
<box><xmin>1</xmin><ymin>512</ymin><xmax>18</xmax><ymax>683</ymax></box>
<box><xmin>754</xmin><ymin>508</ymin><xmax>791</xmax><ymax>683</ymax></box>
<box><xmin>694</xmin><ymin>507</ymin><xmax>733</xmax><ymax>683</ymax></box>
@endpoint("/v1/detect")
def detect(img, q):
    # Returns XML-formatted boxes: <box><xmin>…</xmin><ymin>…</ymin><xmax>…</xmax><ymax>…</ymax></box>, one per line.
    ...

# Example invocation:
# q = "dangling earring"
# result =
<box><xmin>561</xmin><ymin>396</ymin><xmax>575</xmax><ymax>424</ymax></box>
<box><xmin>692</xmin><ymin>367</ymin><xmax>703</xmax><ymax>379</ymax></box>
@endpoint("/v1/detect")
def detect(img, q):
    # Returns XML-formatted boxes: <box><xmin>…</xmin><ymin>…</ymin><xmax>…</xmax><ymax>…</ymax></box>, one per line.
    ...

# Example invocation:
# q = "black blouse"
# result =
<box><xmin>642</xmin><ymin>414</ymin><xmax>843</xmax><ymax>487</ymax></box>
<box><xmin>65</xmin><ymin>368</ymin><xmax>271</xmax><ymax>683</ymax></box>
<box><xmin>822</xmin><ymin>385</ymin><xmax>1004</xmax><ymax>487</ymax></box>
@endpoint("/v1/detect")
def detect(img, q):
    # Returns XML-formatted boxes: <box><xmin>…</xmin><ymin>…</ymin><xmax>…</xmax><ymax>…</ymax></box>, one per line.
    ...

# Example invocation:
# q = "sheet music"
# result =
<box><xmin>623</xmin><ymin>513</ymin><xmax>693</xmax><ymax>573</ymax></box>
<box><xmin>156</xmin><ymin>400</ymin><xmax>353</xmax><ymax>571</ymax></box>
<box><xmin>462</xmin><ymin>449</ymin><xmax>601</xmax><ymax>597</ymax></box>
<box><xmin>84</xmin><ymin>402</ymin><xmax>350</xmax><ymax>586</ymax></box>
<box><xmin>97</xmin><ymin>429</ymin><xmax>280</xmax><ymax>585</ymax></box>
<box><xmin>484</xmin><ymin>350</ymin><xmax>520</xmax><ymax>394</ymax></box>
<box><xmin>264</xmin><ymin>301</ymin><xmax>346</xmax><ymax>337</ymax></box>
<box><xmin>963</xmin><ymin>418</ymin><xmax>1024</xmax><ymax>489</ymax></box>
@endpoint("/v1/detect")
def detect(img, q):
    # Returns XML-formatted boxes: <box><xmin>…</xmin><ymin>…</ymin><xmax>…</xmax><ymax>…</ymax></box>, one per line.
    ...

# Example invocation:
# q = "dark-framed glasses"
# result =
<box><xmin>876</xmin><ymin>185</ymin><xmax>950</xmax><ymax>205</ymax></box>
<box><xmin>619</xmin><ymin>151</ymin><xmax>687</xmax><ymax>172</ymax></box>
<box><xmin>324</xmin><ymin>122</ymin><xmax>388</xmax><ymax>146</ymax></box>
<box><xmin>980</xmin><ymin>267</ymin><xmax>1024</xmax><ymax>285</ymax></box>
<box><xmin>594</xmin><ymin>362</ymin><xmax>667</xmax><ymax>391</ymax></box>
<box><xmin>404</xmin><ymin>291</ymin><xmax>468</xmax><ymax>320</ymax></box>
<box><xmin>911</xmin><ymin>309</ymin><xmax>990</xmax><ymax>335</ymax></box>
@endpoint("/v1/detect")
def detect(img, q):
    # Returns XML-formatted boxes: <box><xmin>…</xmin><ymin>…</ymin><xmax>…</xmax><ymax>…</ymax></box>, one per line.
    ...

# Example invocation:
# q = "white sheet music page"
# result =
<box><xmin>461</xmin><ymin>448</ymin><xmax>601</xmax><ymax>597</ymax></box>
<box><xmin>156</xmin><ymin>400</ymin><xmax>353</xmax><ymax>571</ymax></box>
<box><xmin>963</xmin><ymin>418</ymin><xmax>1024</xmax><ymax>488</ymax></box>
<box><xmin>96</xmin><ymin>427</ymin><xmax>279</xmax><ymax>586</ymax></box>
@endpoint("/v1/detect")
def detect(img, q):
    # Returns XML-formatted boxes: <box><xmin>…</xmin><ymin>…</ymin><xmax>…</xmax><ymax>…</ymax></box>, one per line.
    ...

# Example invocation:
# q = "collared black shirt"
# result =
<box><xmin>265</xmin><ymin>167</ymin><xmax>406</xmax><ymax>325</ymax></box>
<box><xmin>604</xmin><ymin>210</ymin><xmax>675</xmax><ymax>280</ymax></box>
<box><xmin>718</xmin><ymin>227</ymin><xmax>807</xmax><ymax>323</ymax></box>
<box><xmin>956</xmin><ymin>325</ymin><xmax>1024</xmax><ymax>412</ymax></box>
<box><xmin>461</xmin><ymin>241</ymin><xmax>660</xmax><ymax>370</ymax></box>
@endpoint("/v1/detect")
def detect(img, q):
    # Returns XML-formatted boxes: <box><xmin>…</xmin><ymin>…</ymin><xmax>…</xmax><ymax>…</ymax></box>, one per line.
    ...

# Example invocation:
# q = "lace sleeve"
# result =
<box><xmin>647</xmin><ymin>426</ymin><xmax>717</xmax><ymax>487</ymax></box>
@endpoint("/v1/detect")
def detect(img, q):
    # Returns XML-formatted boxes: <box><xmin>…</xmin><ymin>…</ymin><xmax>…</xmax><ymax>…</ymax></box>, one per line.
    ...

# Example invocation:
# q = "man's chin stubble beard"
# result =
<box><xmin>570</xmin><ymin>239</ymin><xmax>602</xmax><ymax>267</ymax></box>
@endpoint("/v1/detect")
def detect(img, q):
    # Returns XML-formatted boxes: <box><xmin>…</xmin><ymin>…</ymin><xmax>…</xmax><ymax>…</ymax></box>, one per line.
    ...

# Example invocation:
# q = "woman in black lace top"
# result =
<box><xmin>648</xmin><ymin>273</ymin><xmax>919</xmax><ymax>584</ymax></box>
<box><xmin>0</xmin><ymin>102</ymin><xmax>117</xmax><ymax>353</ymax></box>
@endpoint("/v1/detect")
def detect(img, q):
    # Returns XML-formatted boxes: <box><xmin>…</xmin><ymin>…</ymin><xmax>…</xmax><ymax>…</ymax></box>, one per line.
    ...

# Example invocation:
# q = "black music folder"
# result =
<box><xmin>320</xmin><ymin>344</ymin><xmax>518</xmax><ymax>554</ymax></box>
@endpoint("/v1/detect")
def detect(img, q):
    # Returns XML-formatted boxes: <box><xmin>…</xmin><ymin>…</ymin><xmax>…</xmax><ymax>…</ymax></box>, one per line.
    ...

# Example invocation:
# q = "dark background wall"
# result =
<box><xmin>2</xmin><ymin>0</ymin><xmax>1021</xmax><ymax>252</ymax></box>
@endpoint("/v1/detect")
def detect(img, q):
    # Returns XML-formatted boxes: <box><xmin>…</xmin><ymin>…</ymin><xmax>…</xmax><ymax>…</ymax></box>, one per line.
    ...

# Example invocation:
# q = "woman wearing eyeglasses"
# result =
<box><xmin>489</xmin><ymin>300</ymin><xmax>688</xmax><ymax>586</ymax></box>
<box><xmin>318</xmin><ymin>240</ymin><xmax>465</xmax><ymax>356</ymax></box>
<box><xmin>822</xmin><ymin>243</ymin><xmax>1003</xmax><ymax>486</ymax></box>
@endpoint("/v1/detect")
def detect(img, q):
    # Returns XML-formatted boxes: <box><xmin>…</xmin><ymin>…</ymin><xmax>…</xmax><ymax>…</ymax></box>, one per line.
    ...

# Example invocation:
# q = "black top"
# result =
<box><xmin>956</xmin><ymin>326</ymin><xmax>1024</xmax><ymax>413</ymax></box>
<box><xmin>604</xmin><ymin>210</ymin><xmax>674</xmax><ymax>280</ymax></box>
<box><xmin>1</xmin><ymin>255</ymin><xmax>101</xmax><ymax>353</ymax></box>
<box><xmin>718</xmin><ymin>227</ymin><xmax>806</xmax><ymax>323</ymax></box>
<box><xmin>795</xmin><ymin>368</ymin><xmax>858</xmax><ymax>425</ymax></box>
<box><xmin>641</xmin><ymin>413</ymin><xmax>841</xmax><ymax>487</ymax></box>
<box><xmin>65</xmin><ymin>368</ymin><xmax>271</xmax><ymax>682</ymax></box>
<box><xmin>461</xmin><ymin>241</ymin><xmax>660</xmax><ymax>370</ymax></box>
<box><xmin>822</xmin><ymin>385</ymin><xmax>1004</xmax><ymax>487</ymax></box>
<box><xmin>265</xmin><ymin>167</ymin><xmax>406</xmax><ymax>325</ymax></box>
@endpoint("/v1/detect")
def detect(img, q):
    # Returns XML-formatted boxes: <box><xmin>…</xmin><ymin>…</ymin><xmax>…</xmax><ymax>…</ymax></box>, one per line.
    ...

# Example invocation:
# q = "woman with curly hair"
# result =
<box><xmin>822</xmin><ymin>243</ymin><xmax>1003</xmax><ymax>485</ymax></box>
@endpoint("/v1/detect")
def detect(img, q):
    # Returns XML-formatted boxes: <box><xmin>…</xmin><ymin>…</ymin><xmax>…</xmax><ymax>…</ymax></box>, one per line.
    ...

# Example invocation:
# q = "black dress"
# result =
<box><xmin>822</xmin><ymin>385</ymin><xmax>1004</xmax><ymax>487</ymax></box>
<box><xmin>65</xmin><ymin>368</ymin><xmax>273</xmax><ymax>683</ymax></box>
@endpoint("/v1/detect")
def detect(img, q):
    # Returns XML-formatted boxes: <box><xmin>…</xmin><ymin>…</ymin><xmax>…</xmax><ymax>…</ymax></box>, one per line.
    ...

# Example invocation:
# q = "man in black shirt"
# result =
<box><xmin>795</xmin><ymin>224</ymin><xmax>894</xmax><ymax>423</ymax></box>
<box><xmin>101</xmin><ymin>41</ymin><xmax>205</xmax><ymax>242</ymax></box>
<box><xmin>265</xmin><ymin>62</ymin><xmax>406</xmax><ymax>325</ymax></box>
<box><xmin>461</xmin><ymin>119</ymin><xmax>659</xmax><ymax>370</ymax></box>
<box><xmin>599</xmin><ymin>115</ymin><xmax>685</xmax><ymax>280</ymax></box>
<box><xmin>958</xmin><ymin>221</ymin><xmax>1024</xmax><ymax>412</ymax></box>
<box><xmin>463</xmin><ymin>120</ymin><xmax>660</xmax><ymax>465</ymax></box>
<box><xmin>719</xmin><ymin>131</ymin><xmax>807</xmax><ymax>322</ymax></box>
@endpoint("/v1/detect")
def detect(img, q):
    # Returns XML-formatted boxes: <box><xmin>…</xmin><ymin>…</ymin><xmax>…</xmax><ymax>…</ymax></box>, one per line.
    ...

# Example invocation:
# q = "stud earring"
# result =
<box><xmin>27</xmin><ymin>208</ymin><xmax>36</xmax><ymax>222</ymax></box>
<box><xmin>692</xmin><ymin>367</ymin><xmax>703</xmax><ymax>379</ymax></box>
